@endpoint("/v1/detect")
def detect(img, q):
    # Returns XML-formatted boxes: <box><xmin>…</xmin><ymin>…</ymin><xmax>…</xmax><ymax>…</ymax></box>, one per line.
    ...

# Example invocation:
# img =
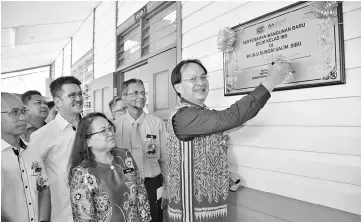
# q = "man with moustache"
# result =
<box><xmin>21</xmin><ymin>90</ymin><xmax>49</xmax><ymax>142</ymax></box>
<box><xmin>1</xmin><ymin>92</ymin><xmax>51</xmax><ymax>222</ymax></box>
<box><xmin>167</xmin><ymin>59</ymin><xmax>294</xmax><ymax>222</ymax></box>
<box><xmin>27</xmin><ymin>76</ymin><xmax>83</xmax><ymax>222</ymax></box>
<box><xmin>114</xmin><ymin>78</ymin><xmax>168</xmax><ymax>222</ymax></box>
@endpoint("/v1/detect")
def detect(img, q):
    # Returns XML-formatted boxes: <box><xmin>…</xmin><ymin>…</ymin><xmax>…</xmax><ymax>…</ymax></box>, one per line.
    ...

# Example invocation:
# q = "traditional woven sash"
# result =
<box><xmin>166</xmin><ymin>101</ymin><xmax>229</xmax><ymax>222</ymax></box>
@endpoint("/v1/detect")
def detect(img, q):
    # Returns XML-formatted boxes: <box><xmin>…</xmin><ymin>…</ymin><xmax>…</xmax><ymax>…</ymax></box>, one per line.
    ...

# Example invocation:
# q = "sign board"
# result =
<box><xmin>224</xmin><ymin>2</ymin><xmax>345</xmax><ymax>96</ymax></box>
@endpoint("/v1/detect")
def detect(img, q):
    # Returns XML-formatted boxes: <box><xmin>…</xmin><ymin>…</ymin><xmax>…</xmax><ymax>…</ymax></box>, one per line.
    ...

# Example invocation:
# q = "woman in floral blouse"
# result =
<box><xmin>68</xmin><ymin>112</ymin><xmax>151</xmax><ymax>222</ymax></box>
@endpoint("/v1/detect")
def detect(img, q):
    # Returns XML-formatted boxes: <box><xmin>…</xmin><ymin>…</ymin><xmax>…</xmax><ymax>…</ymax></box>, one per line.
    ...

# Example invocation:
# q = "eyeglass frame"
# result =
<box><xmin>1</xmin><ymin>108</ymin><xmax>30</xmax><ymax>118</ymax></box>
<box><xmin>113</xmin><ymin>107</ymin><xmax>127</xmax><ymax>114</ymax></box>
<box><xmin>58</xmin><ymin>91</ymin><xmax>85</xmax><ymax>101</ymax></box>
<box><xmin>86</xmin><ymin>125</ymin><xmax>115</xmax><ymax>138</ymax></box>
<box><xmin>124</xmin><ymin>91</ymin><xmax>148</xmax><ymax>97</ymax></box>
<box><xmin>182</xmin><ymin>75</ymin><xmax>209</xmax><ymax>83</ymax></box>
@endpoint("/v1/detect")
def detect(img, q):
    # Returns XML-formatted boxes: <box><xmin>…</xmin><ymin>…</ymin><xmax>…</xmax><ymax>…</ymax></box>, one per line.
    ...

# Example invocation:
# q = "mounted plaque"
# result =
<box><xmin>223</xmin><ymin>1</ymin><xmax>345</xmax><ymax>96</ymax></box>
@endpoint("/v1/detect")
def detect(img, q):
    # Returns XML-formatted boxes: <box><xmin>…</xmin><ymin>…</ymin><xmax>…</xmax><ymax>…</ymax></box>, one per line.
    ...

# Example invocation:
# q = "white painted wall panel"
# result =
<box><xmin>72</xmin><ymin>12</ymin><xmax>94</xmax><ymax>65</ymax></box>
<box><xmin>181</xmin><ymin>1</ymin><xmax>361</xmax><ymax>215</ymax></box>
<box><xmin>182</xmin><ymin>1</ymin><xmax>212</xmax><ymax>19</ymax></box>
<box><xmin>228</xmin><ymin>126</ymin><xmax>361</xmax><ymax>156</ymax></box>
<box><xmin>94</xmin><ymin>2</ymin><xmax>116</xmax><ymax>79</ymax></box>
<box><xmin>343</xmin><ymin>1</ymin><xmax>361</xmax><ymax>13</ymax></box>
<box><xmin>63</xmin><ymin>41</ymin><xmax>71</xmax><ymax>76</ymax></box>
<box><xmin>229</xmin><ymin>165</ymin><xmax>361</xmax><ymax>215</ymax></box>
<box><xmin>228</xmin><ymin>145</ymin><xmax>361</xmax><ymax>185</ymax></box>
<box><xmin>54</xmin><ymin>51</ymin><xmax>63</xmax><ymax>78</ymax></box>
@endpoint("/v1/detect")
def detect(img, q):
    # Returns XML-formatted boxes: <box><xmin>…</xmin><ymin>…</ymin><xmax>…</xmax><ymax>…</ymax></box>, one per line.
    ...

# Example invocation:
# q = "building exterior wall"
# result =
<box><xmin>72</xmin><ymin>12</ymin><xmax>94</xmax><ymax>66</ymax></box>
<box><xmin>181</xmin><ymin>1</ymin><xmax>361</xmax><ymax>217</ymax></box>
<box><xmin>54</xmin><ymin>50</ymin><xmax>63</xmax><ymax>78</ymax></box>
<box><xmin>93</xmin><ymin>1</ymin><xmax>116</xmax><ymax>79</ymax></box>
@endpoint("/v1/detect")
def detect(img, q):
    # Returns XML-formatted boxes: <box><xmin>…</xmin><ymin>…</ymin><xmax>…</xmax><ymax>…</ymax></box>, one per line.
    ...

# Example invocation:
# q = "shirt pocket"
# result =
<box><xmin>144</xmin><ymin>135</ymin><xmax>160</xmax><ymax>158</ymax></box>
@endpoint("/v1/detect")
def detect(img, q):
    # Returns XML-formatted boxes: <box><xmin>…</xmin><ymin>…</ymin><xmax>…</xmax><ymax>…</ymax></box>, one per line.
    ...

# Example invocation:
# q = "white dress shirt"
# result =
<box><xmin>1</xmin><ymin>138</ymin><xmax>48</xmax><ymax>222</ymax></box>
<box><xmin>28</xmin><ymin>114</ymin><xmax>76</xmax><ymax>222</ymax></box>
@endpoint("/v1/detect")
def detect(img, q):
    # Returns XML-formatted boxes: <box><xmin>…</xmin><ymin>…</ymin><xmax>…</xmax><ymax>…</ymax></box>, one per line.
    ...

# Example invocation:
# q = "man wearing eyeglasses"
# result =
<box><xmin>114</xmin><ymin>78</ymin><xmax>168</xmax><ymax>222</ymax></box>
<box><xmin>27</xmin><ymin>76</ymin><xmax>83</xmax><ymax>222</ymax></box>
<box><xmin>20</xmin><ymin>90</ymin><xmax>49</xmax><ymax>142</ymax></box>
<box><xmin>1</xmin><ymin>92</ymin><xmax>51</xmax><ymax>222</ymax></box>
<box><xmin>166</xmin><ymin>59</ymin><xmax>294</xmax><ymax>222</ymax></box>
<box><xmin>108</xmin><ymin>96</ymin><xmax>127</xmax><ymax>121</ymax></box>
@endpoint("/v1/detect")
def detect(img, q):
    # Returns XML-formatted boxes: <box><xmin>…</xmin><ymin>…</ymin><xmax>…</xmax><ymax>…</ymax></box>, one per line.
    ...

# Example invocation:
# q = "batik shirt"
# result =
<box><xmin>167</xmin><ymin>84</ymin><xmax>270</xmax><ymax>222</ymax></box>
<box><xmin>69</xmin><ymin>148</ymin><xmax>152</xmax><ymax>222</ymax></box>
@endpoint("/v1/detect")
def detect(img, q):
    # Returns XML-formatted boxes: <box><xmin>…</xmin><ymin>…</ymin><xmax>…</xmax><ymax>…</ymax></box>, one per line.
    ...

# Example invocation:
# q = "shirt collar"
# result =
<box><xmin>126</xmin><ymin>111</ymin><xmax>146</xmax><ymax>126</ymax></box>
<box><xmin>54</xmin><ymin>113</ymin><xmax>78</xmax><ymax>131</ymax></box>
<box><xmin>1</xmin><ymin>138</ymin><xmax>27</xmax><ymax>152</ymax></box>
<box><xmin>180</xmin><ymin>97</ymin><xmax>207</xmax><ymax>109</ymax></box>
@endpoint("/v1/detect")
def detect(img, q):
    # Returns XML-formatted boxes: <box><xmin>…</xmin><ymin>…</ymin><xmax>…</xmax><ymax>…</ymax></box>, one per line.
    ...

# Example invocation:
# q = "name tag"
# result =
<box><xmin>123</xmin><ymin>168</ymin><xmax>135</xmax><ymax>174</ymax></box>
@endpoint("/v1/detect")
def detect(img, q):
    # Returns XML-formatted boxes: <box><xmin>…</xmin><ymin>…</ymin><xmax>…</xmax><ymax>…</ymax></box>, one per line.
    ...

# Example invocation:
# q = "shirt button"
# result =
<box><xmin>25</xmin><ymin>186</ymin><xmax>28</xmax><ymax>188</ymax></box>
<box><xmin>22</xmin><ymin>170</ymin><xmax>24</xmax><ymax>172</ymax></box>
<box><xmin>31</xmin><ymin>219</ymin><xmax>33</xmax><ymax>221</ymax></box>
<box><xmin>29</xmin><ymin>203</ymin><xmax>31</xmax><ymax>205</ymax></box>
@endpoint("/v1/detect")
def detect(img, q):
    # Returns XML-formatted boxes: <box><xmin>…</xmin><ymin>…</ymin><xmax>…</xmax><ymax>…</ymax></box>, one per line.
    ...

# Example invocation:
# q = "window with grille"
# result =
<box><xmin>71</xmin><ymin>49</ymin><xmax>94</xmax><ymax>115</ymax></box>
<box><xmin>116</xmin><ymin>1</ymin><xmax>176</xmax><ymax>69</ymax></box>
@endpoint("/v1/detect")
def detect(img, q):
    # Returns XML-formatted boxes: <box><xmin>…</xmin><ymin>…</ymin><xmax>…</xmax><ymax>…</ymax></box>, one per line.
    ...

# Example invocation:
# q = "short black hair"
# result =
<box><xmin>171</xmin><ymin>59</ymin><xmax>208</xmax><ymax>97</ymax></box>
<box><xmin>121</xmin><ymin>78</ymin><xmax>144</xmax><ymax>97</ymax></box>
<box><xmin>21</xmin><ymin>90</ymin><xmax>42</xmax><ymax>105</ymax></box>
<box><xmin>50</xmin><ymin>76</ymin><xmax>81</xmax><ymax>98</ymax></box>
<box><xmin>108</xmin><ymin>96</ymin><xmax>123</xmax><ymax>111</ymax></box>
<box><xmin>46</xmin><ymin>101</ymin><xmax>55</xmax><ymax>109</ymax></box>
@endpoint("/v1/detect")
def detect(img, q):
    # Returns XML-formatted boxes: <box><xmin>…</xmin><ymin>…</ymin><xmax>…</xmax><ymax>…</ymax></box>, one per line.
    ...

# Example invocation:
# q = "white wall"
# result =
<box><xmin>94</xmin><ymin>1</ymin><xmax>116</xmax><ymax>79</ymax></box>
<box><xmin>63</xmin><ymin>41</ymin><xmax>71</xmax><ymax>76</ymax></box>
<box><xmin>181</xmin><ymin>1</ymin><xmax>361</xmax><ymax>215</ymax></box>
<box><xmin>72</xmin><ymin>12</ymin><xmax>94</xmax><ymax>65</ymax></box>
<box><xmin>54</xmin><ymin>50</ymin><xmax>63</xmax><ymax>78</ymax></box>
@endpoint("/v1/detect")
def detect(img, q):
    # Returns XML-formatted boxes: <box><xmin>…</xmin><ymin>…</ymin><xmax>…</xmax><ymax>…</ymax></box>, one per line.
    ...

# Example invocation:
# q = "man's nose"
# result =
<box><xmin>195</xmin><ymin>77</ymin><xmax>205</xmax><ymax>85</ymax></box>
<box><xmin>41</xmin><ymin>103</ymin><xmax>48</xmax><ymax>109</ymax></box>
<box><xmin>18</xmin><ymin>112</ymin><xmax>28</xmax><ymax>121</ymax></box>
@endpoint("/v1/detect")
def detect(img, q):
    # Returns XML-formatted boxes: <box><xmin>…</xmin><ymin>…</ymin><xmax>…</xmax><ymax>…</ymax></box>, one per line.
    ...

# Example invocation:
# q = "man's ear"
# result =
<box><xmin>54</xmin><ymin>97</ymin><xmax>61</xmax><ymax>108</ymax></box>
<box><xmin>174</xmin><ymin>83</ymin><xmax>182</xmax><ymax>95</ymax></box>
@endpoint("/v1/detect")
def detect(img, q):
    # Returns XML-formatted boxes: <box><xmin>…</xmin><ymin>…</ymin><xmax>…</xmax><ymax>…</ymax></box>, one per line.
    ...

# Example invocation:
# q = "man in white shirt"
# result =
<box><xmin>114</xmin><ymin>78</ymin><xmax>168</xmax><ymax>222</ymax></box>
<box><xmin>27</xmin><ymin>76</ymin><xmax>83</xmax><ymax>222</ymax></box>
<box><xmin>1</xmin><ymin>92</ymin><xmax>51</xmax><ymax>222</ymax></box>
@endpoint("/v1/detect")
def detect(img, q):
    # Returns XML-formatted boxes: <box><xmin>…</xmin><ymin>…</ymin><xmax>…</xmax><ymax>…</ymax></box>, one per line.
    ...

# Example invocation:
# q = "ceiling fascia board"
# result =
<box><xmin>1</xmin><ymin>64</ymin><xmax>50</xmax><ymax>75</ymax></box>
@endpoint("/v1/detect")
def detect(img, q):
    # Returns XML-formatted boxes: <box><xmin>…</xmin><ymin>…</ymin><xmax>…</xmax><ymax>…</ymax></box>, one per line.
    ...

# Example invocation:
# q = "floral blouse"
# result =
<box><xmin>69</xmin><ymin>148</ymin><xmax>152</xmax><ymax>222</ymax></box>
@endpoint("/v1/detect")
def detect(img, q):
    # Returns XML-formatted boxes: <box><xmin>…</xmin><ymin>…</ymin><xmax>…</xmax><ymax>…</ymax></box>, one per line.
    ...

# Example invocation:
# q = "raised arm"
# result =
<box><xmin>173</xmin><ymin>84</ymin><xmax>270</xmax><ymax>141</ymax></box>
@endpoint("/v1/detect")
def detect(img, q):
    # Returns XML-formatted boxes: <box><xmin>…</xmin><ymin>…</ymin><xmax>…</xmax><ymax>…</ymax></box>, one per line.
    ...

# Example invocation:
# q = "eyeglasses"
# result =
<box><xmin>113</xmin><ymin>107</ymin><xmax>127</xmax><ymax>114</ymax></box>
<box><xmin>87</xmin><ymin>126</ymin><xmax>115</xmax><ymax>138</ymax></box>
<box><xmin>1</xmin><ymin>108</ymin><xmax>30</xmax><ymax>118</ymax></box>
<box><xmin>125</xmin><ymin>91</ymin><xmax>148</xmax><ymax>97</ymax></box>
<box><xmin>67</xmin><ymin>91</ymin><xmax>84</xmax><ymax>101</ymax></box>
<box><xmin>182</xmin><ymin>75</ymin><xmax>209</xmax><ymax>83</ymax></box>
